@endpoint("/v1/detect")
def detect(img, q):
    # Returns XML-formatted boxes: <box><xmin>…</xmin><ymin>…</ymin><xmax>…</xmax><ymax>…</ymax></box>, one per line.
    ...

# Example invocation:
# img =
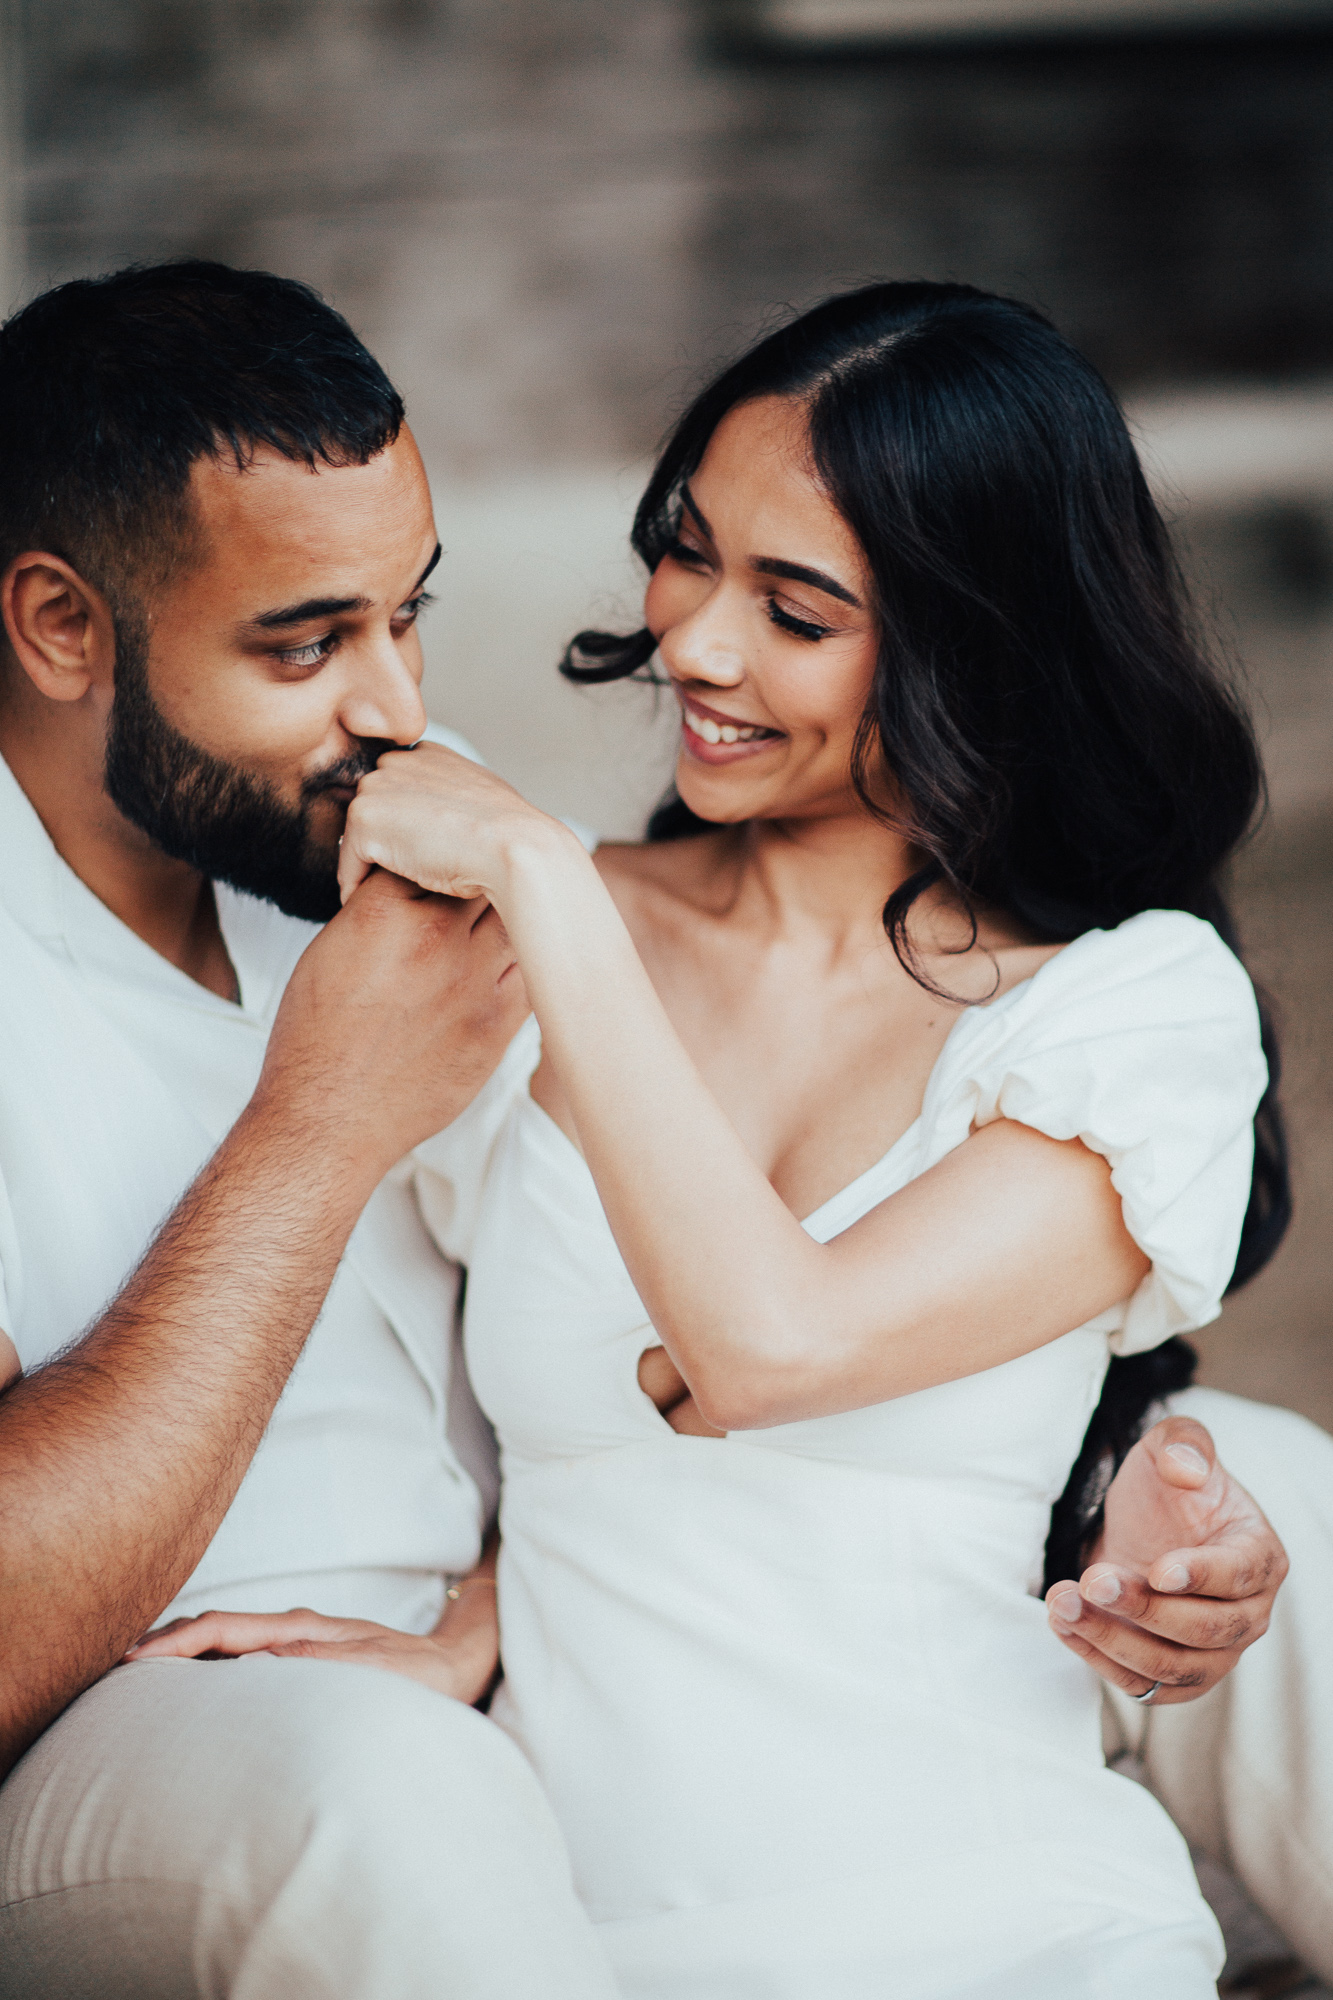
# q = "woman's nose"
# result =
<box><xmin>659</xmin><ymin>591</ymin><xmax>747</xmax><ymax>688</ymax></box>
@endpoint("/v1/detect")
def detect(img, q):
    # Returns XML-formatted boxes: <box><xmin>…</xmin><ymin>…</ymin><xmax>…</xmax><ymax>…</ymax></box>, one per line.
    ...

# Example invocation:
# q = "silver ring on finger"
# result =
<box><xmin>1132</xmin><ymin>1679</ymin><xmax>1163</xmax><ymax>1705</ymax></box>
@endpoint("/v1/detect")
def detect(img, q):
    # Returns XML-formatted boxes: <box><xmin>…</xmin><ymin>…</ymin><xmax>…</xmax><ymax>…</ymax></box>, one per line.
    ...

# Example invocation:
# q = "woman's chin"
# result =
<box><xmin>675</xmin><ymin>758</ymin><xmax>770</xmax><ymax>826</ymax></box>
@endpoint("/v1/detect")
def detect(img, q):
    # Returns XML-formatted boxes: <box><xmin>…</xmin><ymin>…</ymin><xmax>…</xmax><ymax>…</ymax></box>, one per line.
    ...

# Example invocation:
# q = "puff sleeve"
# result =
<box><xmin>918</xmin><ymin>910</ymin><xmax>1267</xmax><ymax>1355</ymax></box>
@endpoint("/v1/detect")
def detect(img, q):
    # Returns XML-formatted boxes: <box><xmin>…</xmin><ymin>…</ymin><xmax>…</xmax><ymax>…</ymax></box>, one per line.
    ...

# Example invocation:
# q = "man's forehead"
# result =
<box><xmin>189</xmin><ymin>434</ymin><xmax>427</xmax><ymax>532</ymax></box>
<box><xmin>182</xmin><ymin>433</ymin><xmax>436</xmax><ymax>602</ymax></box>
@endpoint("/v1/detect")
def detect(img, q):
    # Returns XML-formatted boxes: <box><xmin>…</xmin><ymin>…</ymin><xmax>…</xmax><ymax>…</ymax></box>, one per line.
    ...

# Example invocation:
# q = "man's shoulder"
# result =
<box><xmin>419</xmin><ymin>721</ymin><xmax>485</xmax><ymax>764</ymax></box>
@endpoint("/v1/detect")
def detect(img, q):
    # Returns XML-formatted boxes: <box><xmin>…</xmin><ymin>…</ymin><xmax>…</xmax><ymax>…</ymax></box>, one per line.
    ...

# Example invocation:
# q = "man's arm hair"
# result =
<box><xmin>0</xmin><ymin>1098</ymin><xmax>375</xmax><ymax>1778</ymax></box>
<box><xmin>0</xmin><ymin>872</ymin><xmax>526</xmax><ymax>1781</ymax></box>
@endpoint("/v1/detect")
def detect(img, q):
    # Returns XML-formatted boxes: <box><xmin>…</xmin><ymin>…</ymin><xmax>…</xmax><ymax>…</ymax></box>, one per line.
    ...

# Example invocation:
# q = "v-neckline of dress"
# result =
<box><xmin>518</xmin><ymin>953</ymin><xmax>1050</xmax><ymax>1240</ymax></box>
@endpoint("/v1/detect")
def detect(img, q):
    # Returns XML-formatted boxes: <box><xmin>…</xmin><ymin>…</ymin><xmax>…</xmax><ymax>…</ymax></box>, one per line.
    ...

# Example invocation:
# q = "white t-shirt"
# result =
<box><xmin>0</xmin><ymin>731</ymin><xmax>498</xmax><ymax>1633</ymax></box>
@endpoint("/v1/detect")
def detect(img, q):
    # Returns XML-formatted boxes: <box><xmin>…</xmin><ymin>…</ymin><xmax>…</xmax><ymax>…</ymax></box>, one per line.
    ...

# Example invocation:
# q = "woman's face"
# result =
<box><xmin>644</xmin><ymin>394</ymin><xmax>880</xmax><ymax>826</ymax></box>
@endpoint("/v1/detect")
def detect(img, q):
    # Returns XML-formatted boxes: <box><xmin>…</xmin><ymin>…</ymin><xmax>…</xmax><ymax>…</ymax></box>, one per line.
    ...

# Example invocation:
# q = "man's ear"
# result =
<box><xmin>1</xmin><ymin>553</ymin><xmax>117</xmax><ymax>703</ymax></box>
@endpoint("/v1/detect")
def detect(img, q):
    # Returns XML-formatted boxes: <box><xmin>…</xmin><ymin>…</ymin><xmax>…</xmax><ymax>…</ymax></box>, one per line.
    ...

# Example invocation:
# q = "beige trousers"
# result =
<box><xmin>0</xmin><ymin>1653</ymin><xmax>618</xmax><ymax>2000</ymax></box>
<box><xmin>1107</xmin><ymin>1386</ymin><xmax>1333</xmax><ymax>1984</ymax></box>
<box><xmin>2</xmin><ymin>1386</ymin><xmax>1329</xmax><ymax>1997</ymax></box>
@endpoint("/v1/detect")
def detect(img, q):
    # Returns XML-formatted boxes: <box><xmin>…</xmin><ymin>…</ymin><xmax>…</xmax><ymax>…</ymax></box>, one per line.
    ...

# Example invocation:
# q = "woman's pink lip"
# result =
<box><xmin>680</xmin><ymin>713</ymin><xmax>783</xmax><ymax>766</ymax></box>
<box><xmin>675</xmin><ymin>691</ymin><xmax>782</xmax><ymax>733</ymax></box>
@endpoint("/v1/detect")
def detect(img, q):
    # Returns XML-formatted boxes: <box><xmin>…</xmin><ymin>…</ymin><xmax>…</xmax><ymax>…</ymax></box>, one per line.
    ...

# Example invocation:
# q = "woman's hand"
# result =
<box><xmin>125</xmin><ymin>1588</ymin><xmax>501</xmax><ymax>1707</ymax></box>
<box><xmin>1045</xmin><ymin>1415</ymin><xmax>1286</xmax><ymax>1704</ymax></box>
<box><xmin>338</xmin><ymin>742</ymin><xmax>574</xmax><ymax>907</ymax></box>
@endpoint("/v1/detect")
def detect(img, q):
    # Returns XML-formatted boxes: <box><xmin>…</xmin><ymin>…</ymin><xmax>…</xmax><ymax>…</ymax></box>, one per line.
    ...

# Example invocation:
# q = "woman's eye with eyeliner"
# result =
<box><xmin>665</xmin><ymin>535</ymin><xmax>710</xmax><ymax>569</ymax></box>
<box><xmin>768</xmin><ymin>601</ymin><xmax>831</xmax><ymax>642</ymax></box>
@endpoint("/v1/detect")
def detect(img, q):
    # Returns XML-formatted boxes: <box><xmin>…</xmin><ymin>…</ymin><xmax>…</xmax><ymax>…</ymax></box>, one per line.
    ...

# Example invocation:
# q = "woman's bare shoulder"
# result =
<box><xmin>913</xmin><ymin>892</ymin><xmax>1067</xmax><ymax>1005</ymax></box>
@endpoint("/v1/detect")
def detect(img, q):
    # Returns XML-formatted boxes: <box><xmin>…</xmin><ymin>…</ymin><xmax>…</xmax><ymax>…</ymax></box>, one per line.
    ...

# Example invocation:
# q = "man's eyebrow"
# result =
<box><xmin>751</xmin><ymin>557</ymin><xmax>861</xmax><ymax>610</ymax></box>
<box><xmin>243</xmin><ymin>544</ymin><xmax>443</xmax><ymax>632</ymax></box>
<box><xmin>247</xmin><ymin>594</ymin><xmax>371</xmax><ymax>631</ymax></box>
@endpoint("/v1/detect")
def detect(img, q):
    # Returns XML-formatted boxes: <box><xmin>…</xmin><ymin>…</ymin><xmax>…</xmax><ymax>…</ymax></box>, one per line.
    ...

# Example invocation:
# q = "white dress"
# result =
<box><xmin>416</xmin><ymin>909</ymin><xmax>1267</xmax><ymax>2000</ymax></box>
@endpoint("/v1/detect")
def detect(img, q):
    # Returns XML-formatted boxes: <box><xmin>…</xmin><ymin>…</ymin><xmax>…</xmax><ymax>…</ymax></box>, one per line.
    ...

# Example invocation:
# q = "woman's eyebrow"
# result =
<box><xmin>751</xmin><ymin>556</ymin><xmax>861</xmax><ymax>610</ymax></box>
<box><xmin>680</xmin><ymin>485</ymin><xmax>711</xmax><ymax>538</ymax></box>
<box><xmin>680</xmin><ymin>485</ymin><xmax>862</xmax><ymax>609</ymax></box>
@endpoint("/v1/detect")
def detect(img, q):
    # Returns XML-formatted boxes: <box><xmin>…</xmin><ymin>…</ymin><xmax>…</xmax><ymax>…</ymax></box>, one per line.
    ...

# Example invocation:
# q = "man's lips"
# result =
<box><xmin>305</xmin><ymin>774</ymin><xmax>368</xmax><ymax>809</ymax></box>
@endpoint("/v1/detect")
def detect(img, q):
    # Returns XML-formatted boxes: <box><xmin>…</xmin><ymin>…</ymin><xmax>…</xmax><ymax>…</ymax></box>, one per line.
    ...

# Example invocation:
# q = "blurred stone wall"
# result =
<box><xmin>10</xmin><ymin>0</ymin><xmax>1333</xmax><ymax>1423</ymax></box>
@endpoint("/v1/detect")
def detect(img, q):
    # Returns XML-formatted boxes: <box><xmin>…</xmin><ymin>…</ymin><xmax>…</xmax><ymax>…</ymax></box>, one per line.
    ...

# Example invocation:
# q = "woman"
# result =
<box><xmin>143</xmin><ymin>285</ymin><xmax>1288</xmax><ymax>1993</ymax></box>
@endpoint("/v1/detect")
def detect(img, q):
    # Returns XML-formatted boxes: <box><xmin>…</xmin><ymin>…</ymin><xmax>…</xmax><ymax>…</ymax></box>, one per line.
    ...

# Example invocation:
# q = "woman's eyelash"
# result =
<box><xmin>665</xmin><ymin>531</ymin><xmax>829</xmax><ymax>640</ymax></box>
<box><xmin>400</xmin><ymin>589</ymin><xmax>436</xmax><ymax>618</ymax></box>
<box><xmin>768</xmin><ymin>601</ymin><xmax>831</xmax><ymax>642</ymax></box>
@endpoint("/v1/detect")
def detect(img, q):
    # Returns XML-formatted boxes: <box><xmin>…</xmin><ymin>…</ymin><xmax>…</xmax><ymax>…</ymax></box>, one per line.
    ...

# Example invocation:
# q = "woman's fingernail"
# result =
<box><xmin>1085</xmin><ymin>1573</ymin><xmax>1121</xmax><ymax>1607</ymax></box>
<box><xmin>1157</xmin><ymin>1562</ymin><xmax>1191</xmax><ymax>1593</ymax></box>
<box><xmin>1164</xmin><ymin>1442</ymin><xmax>1209</xmax><ymax>1477</ymax></box>
<box><xmin>1050</xmin><ymin>1589</ymin><xmax>1082</xmax><ymax>1624</ymax></box>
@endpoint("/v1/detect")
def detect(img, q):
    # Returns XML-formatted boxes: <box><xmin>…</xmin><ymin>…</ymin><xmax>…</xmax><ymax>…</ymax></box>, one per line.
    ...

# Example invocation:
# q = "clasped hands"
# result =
<box><xmin>336</xmin><ymin>740</ymin><xmax>575</xmax><ymax>910</ymax></box>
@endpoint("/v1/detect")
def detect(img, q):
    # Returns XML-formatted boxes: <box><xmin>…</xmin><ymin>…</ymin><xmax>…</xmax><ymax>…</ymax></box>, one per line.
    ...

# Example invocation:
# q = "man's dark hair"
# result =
<box><xmin>0</xmin><ymin>260</ymin><xmax>408</xmax><ymax>923</ymax></box>
<box><xmin>0</xmin><ymin>259</ymin><xmax>405</xmax><ymax>618</ymax></box>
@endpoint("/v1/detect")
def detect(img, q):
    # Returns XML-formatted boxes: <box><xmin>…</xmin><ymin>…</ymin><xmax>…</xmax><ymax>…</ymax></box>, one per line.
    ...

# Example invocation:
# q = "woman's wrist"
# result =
<box><xmin>490</xmin><ymin>814</ymin><xmax>598</xmax><ymax>923</ymax></box>
<box><xmin>429</xmin><ymin>1571</ymin><xmax>500</xmax><ymax>1703</ymax></box>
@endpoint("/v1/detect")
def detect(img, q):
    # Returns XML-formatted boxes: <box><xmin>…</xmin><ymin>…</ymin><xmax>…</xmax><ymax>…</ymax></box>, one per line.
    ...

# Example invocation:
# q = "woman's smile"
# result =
<box><xmin>677</xmin><ymin>690</ymin><xmax>785</xmax><ymax>763</ymax></box>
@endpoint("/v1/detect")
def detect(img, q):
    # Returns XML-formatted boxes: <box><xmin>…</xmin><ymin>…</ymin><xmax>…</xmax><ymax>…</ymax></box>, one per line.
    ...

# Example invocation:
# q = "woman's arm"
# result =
<box><xmin>339</xmin><ymin>747</ymin><xmax>1147</xmax><ymax>1430</ymax></box>
<box><xmin>127</xmin><ymin>1536</ymin><xmax>502</xmax><ymax>1704</ymax></box>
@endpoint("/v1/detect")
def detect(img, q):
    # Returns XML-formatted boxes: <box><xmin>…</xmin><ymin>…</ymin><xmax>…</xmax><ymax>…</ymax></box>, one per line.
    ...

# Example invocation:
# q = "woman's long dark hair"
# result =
<box><xmin>562</xmin><ymin>282</ymin><xmax>1291</xmax><ymax>1583</ymax></box>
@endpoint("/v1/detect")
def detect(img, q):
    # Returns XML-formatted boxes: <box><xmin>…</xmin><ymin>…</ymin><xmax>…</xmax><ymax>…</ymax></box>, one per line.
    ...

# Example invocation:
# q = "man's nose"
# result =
<box><xmin>340</xmin><ymin>646</ymin><xmax>429</xmax><ymax>747</ymax></box>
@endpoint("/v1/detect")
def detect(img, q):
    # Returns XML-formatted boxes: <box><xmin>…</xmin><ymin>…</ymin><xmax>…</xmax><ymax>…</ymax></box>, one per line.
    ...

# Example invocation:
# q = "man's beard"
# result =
<box><xmin>103</xmin><ymin>625</ymin><xmax>392</xmax><ymax>924</ymax></box>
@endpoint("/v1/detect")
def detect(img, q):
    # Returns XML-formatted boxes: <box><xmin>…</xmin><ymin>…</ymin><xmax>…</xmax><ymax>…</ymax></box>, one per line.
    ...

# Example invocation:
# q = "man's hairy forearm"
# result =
<box><xmin>0</xmin><ymin>1097</ymin><xmax>375</xmax><ymax>1778</ymax></box>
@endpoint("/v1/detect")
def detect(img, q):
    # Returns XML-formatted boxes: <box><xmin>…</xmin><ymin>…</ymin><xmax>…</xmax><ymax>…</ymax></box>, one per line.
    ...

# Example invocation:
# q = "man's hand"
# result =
<box><xmin>259</xmin><ymin>867</ymin><xmax>529</xmax><ymax>1180</ymax></box>
<box><xmin>1045</xmin><ymin>1415</ymin><xmax>1287</xmax><ymax>1703</ymax></box>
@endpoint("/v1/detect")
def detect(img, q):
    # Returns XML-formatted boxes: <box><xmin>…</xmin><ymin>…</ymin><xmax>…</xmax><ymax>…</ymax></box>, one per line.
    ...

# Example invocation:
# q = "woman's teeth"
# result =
<box><xmin>686</xmin><ymin>708</ymin><xmax>768</xmax><ymax>745</ymax></box>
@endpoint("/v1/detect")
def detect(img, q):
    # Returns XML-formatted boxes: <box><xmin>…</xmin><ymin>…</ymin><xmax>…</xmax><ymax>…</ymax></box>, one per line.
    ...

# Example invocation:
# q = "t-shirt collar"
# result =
<box><xmin>0</xmin><ymin>749</ymin><xmax>305</xmax><ymax>1020</ymax></box>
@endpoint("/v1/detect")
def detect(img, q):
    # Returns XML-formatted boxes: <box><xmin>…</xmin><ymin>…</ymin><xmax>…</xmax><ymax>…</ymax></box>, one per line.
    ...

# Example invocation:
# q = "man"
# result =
<box><xmin>0</xmin><ymin>262</ymin><xmax>1322</xmax><ymax>1995</ymax></box>
<box><xmin>0</xmin><ymin>262</ymin><xmax>617</xmax><ymax>1997</ymax></box>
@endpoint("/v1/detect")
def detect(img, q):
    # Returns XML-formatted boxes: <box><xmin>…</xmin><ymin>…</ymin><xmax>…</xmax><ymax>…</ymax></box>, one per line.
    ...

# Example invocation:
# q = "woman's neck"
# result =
<box><xmin>710</xmin><ymin>807</ymin><xmax>922</xmax><ymax>952</ymax></box>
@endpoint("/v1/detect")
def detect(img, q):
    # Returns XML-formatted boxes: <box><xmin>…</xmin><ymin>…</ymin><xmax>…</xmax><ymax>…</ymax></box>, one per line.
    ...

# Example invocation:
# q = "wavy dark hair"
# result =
<box><xmin>561</xmin><ymin>282</ymin><xmax>1291</xmax><ymax>1585</ymax></box>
